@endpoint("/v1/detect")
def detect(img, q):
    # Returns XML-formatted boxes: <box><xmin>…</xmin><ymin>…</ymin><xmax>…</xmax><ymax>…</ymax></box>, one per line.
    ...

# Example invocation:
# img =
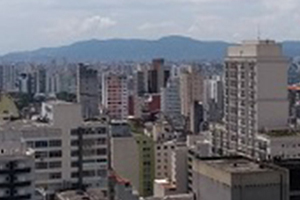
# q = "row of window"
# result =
<box><xmin>27</xmin><ymin>140</ymin><xmax>62</xmax><ymax>148</ymax></box>
<box><xmin>35</xmin><ymin>161</ymin><xmax>62</xmax><ymax>169</ymax></box>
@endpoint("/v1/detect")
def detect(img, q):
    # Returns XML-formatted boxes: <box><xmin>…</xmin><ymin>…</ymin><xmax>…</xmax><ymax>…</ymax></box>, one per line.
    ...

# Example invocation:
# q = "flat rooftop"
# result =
<box><xmin>204</xmin><ymin>157</ymin><xmax>275</xmax><ymax>174</ymax></box>
<box><xmin>261</xmin><ymin>129</ymin><xmax>299</xmax><ymax>137</ymax></box>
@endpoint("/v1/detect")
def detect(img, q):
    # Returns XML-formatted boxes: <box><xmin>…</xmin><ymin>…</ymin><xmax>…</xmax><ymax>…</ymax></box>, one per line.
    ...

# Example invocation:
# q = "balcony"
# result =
<box><xmin>0</xmin><ymin>168</ymin><xmax>31</xmax><ymax>175</ymax></box>
<box><xmin>0</xmin><ymin>181</ymin><xmax>31</xmax><ymax>188</ymax></box>
<box><xmin>0</xmin><ymin>194</ymin><xmax>31</xmax><ymax>200</ymax></box>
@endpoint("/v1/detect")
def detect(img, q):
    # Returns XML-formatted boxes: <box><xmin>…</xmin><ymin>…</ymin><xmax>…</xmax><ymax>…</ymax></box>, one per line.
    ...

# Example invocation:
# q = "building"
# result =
<box><xmin>155</xmin><ymin>141</ymin><xmax>175</xmax><ymax>180</ymax></box>
<box><xmin>204</xmin><ymin>75</ymin><xmax>224</xmax><ymax>122</ymax></box>
<box><xmin>70</xmin><ymin>119</ymin><xmax>110</xmax><ymax>198</ymax></box>
<box><xmin>189</xmin><ymin>101</ymin><xmax>205</xmax><ymax>134</ymax></box>
<box><xmin>0</xmin><ymin>136</ymin><xmax>35</xmax><ymax>200</ymax></box>
<box><xmin>55</xmin><ymin>189</ymin><xmax>105</xmax><ymax>200</ymax></box>
<box><xmin>180</xmin><ymin>66</ymin><xmax>204</xmax><ymax>118</ymax></box>
<box><xmin>0</xmin><ymin>101</ymin><xmax>112</xmax><ymax>198</ymax></box>
<box><xmin>161</xmin><ymin>77</ymin><xmax>181</xmax><ymax>118</ymax></box>
<box><xmin>102</xmin><ymin>73</ymin><xmax>128</xmax><ymax>120</ymax></box>
<box><xmin>256</xmin><ymin>129</ymin><xmax>300</xmax><ymax>160</ymax></box>
<box><xmin>188</xmin><ymin>156</ymin><xmax>289</xmax><ymax>200</ymax></box>
<box><xmin>273</xmin><ymin>159</ymin><xmax>300</xmax><ymax>200</ymax></box>
<box><xmin>0</xmin><ymin>93</ymin><xmax>20</xmax><ymax>121</ymax></box>
<box><xmin>77</xmin><ymin>63</ymin><xmax>99</xmax><ymax>119</ymax></box>
<box><xmin>111</xmin><ymin>121</ymin><xmax>154</xmax><ymax>197</ymax></box>
<box><xmin>223</xmin><ymin>40</ymin><xmax>289</xmax><ymax>157</ymax></box>
<box><xmin>110</xmin><ymin>171</ymin><xmax>139</xmax><ymax>200</ymax></box>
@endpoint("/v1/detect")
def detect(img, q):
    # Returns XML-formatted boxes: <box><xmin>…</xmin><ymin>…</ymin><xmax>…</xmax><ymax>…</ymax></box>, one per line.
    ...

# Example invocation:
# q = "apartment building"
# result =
<box><xmin>223</xmin><ymin>40</ymin><xmax>289</xmax><ymax>157</ymax></box>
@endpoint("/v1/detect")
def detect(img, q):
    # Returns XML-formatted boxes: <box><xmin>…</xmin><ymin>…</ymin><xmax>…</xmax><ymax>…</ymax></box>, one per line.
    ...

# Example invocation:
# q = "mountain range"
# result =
<box><xmin>1</xmin><ymin>36</ymin><xmax>300</xmax><ymax>62</ymax></box>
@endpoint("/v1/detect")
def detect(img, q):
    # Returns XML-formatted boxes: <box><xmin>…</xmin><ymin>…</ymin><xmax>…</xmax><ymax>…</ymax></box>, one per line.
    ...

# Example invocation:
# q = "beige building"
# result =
<box><xmin>180</xmin><ymin>66</ymin><xmax>204</xmax><ymax>118</ymax></box>
<box><xmin>224</xmin><ymin>40</ymin><xmax>289</xmax><ymax>157</ymax></box>
<box><xmin>188</xmin><ymin>156</ymin><xmax>289</xmax><ymax>200</ymax></box>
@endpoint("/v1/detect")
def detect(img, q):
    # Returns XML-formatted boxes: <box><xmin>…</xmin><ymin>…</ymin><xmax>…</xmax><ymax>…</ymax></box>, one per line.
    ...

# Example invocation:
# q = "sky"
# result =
<box><xmin>0</xmin><ymin>0</ymin><xmax>299</xmax><ymax>54</ymax></box>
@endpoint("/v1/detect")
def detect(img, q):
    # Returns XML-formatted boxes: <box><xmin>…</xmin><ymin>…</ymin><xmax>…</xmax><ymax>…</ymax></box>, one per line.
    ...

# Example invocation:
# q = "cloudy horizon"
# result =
<box><xmin>0</xmin><ymin>0</ymin><xmax>299</xmax><ymax>54</ymax></box>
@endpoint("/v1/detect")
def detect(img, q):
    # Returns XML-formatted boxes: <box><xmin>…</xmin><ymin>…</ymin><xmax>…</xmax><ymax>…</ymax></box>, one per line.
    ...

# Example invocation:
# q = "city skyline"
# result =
<box><xmin>0</xmin><ymin>0</ymin><xmax>299</xmax><ymax>54</ymax></box>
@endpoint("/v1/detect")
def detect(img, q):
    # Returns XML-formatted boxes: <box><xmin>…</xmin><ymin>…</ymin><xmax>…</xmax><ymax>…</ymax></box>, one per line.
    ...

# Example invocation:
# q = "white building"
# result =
<box><xmin>0</xmin><ymin>136</ymin><xmax>35</xmax><ymax>200</ymax></box>
<box><xmin>224</xmin><ymin>40</ymin><xmax>289</xmax><ymax>157</ymax></box>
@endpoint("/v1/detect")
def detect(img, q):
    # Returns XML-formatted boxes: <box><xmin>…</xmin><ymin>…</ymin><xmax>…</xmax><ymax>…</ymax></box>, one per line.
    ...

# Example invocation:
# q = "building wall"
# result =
<box><xmin>77</xmin><ymin>64</ymin><xmax>99</xmax><ymax>119</ymax></box>
<box><xmin>111</xmin><ymin>137</ymin><xmax>139</xmax><ymax>193</ymax></box>
<box><xmin>155</xmin><ymin>142</ymin><xmax>175</xmax><ymax>180</ymax></box>
<box><xmin>134</xmin><ymin>133</ymin><xmax>155</xmax><ymax>197</ymax></box>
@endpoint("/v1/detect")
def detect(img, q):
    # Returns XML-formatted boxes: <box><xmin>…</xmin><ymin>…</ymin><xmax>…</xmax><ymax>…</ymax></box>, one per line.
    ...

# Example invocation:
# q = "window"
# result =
<box><xmin>49</xmin><ymin>161</ymin><xmax>61</xmax><ymax>169</ymax></box>
<box><xmin>71</xmin><ymin>140</ymin><xmax>79</xmax><ymax>146</ymax></box>
<box><xmin>97</xmin><ymin>138</ymin><xmax>106</xmax><ymax>145</ymax></box>
<box><xmin>97</xmin><ymin>169</ymin><xmax>107</xmax><ymax>177</ymax></box>
<box><xmin>97</xmin><ymin>127</ymin><xmax>107</xmax><ymax>134</ymax></box>
<box><xmin>49</xmin><ymin>150</ymin><xmax>62</xmax><ymax>158</ymax></box>
<box><xmin>49</xmin><ymin>140</ymin><xmax>62</xmax><ymax>147</ymax></box>
<box><xmin>35</xmin><ymin>141</ymin><xmax>48</xmax><ymax>148</ymax></box>
<box><xmin>97</xmin><ymin>148</ymin><xmax>107</xmax><ymax>155</ymax></box>
<box><xmin>71</xmin><ymin>150</ymin><xmax>79</xmax><ymax>157</ymax></box>
<box><xmin>35</xmin><ymin>162</ymin><xmax>47</xmax><ymax>169</ymax></box>
<box><xmin>71</xmin><ymin>161</ymin><xmax>79</xmax><ymax>168</ymax></box>
<box><xmin>35</xmin><ymin>151</ymin><xmax>47</xmax><ymax>159</ymax></box>
<box><xmin>49</xmin><ymin>172</ymin><xmax>61</xmax><ymax>179</ymax></box>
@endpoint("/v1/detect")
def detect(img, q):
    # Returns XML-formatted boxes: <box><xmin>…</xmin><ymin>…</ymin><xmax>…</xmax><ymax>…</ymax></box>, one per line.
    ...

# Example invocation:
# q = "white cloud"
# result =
<box><xmin>138</xmin><ymin>22</ymin><xmax>178</xmax><ymax>31</ymax></box>
<box><xmin>43</xmin><ymin>15</ymin><xmax>117</xmax><ymax>40</ymax></box>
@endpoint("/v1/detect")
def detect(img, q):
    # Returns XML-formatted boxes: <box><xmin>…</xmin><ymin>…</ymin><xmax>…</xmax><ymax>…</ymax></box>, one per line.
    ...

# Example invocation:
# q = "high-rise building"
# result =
<box><xmin>161</xmin><ymin>77</ymin><xmax>181</xmax><ymax>117</ymax></box>
<box><xmin>77</xmin><ymin>63</ymin><xmax>99</xmax><ymax>119</ymax></box>
<box><xmin>111</xmin><ymin>121</ymin><xmax>154</xmax><ymax>197</ymax></box>
<box><xmin>0</xmin><ymin>137</ymin><xmax>35</xmax><ymax>200</ymax></box>
<box><xmin>223</xmin><ymin>40</ymin><xmax>289</xmax><ymax>157</ymax></box>
<box><xmin>148</xmin><ymin>59</ymin><xmax>170</xmax><ymax>93</ymax></box>
<box><xmin>180</xmin><ymin>66</ymin><xmax>204</xmax><ymax>118</ymax></box>
<box><xmin>102</xmin><ymin>73</ymin><xmax>128</xmax><ymax>120</ymax></box>
<box><xmin>70</xmin><ymin>119</ymin><xmax>110</xmax><ymax>198</ymax></box>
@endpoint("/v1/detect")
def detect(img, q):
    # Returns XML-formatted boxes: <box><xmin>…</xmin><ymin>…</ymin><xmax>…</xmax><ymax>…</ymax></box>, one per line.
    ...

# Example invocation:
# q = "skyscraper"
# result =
<box><xmin>77</xmin><ymin>63</ymin><xmax>99</xmax><ymax>119</ymax></box>
<box><xmin>102</xmin><ymin>73</ymin><xmax>128</xmax><ymax>120</ymax></box>
<box><xmin>223</xmin><ymin>40</ymin><xmax>289</xmax><ymax>157</ymax></box>
<box><xmin>161</xmin><ymin>77</ymin><xmax>181</xmax><ymax>117</ymax></box>
<box><xmin>180</xmin><ymin>66</ymin><xmax>204</xmax><ymax>117</ymax></box>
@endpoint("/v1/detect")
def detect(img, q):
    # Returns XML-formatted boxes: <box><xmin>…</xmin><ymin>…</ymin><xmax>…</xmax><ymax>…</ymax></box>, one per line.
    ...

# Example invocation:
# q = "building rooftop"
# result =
<box><xmin>202</xmin><ymin>157</ymin><xmax>275</xmax><ymax>174</ymax></box>
<box><xmin>260</xmin><ymin>129</ymin><xmax>300</xmax><ymax>137</ymax></box>
<box><xmin>56</xmin><ymin>190</ymin><xmax>105</xmax><ymax>200</ymax></box>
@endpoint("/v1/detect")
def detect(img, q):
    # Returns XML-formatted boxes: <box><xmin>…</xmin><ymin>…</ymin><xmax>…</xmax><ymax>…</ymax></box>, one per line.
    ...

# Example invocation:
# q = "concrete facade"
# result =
<box><xmin>189</xmin><ymin>156</ymin><xmax>289</xmax><ymax>200</ymax></box>
<box><xmin>224</xmin><ymin>40</ymin><xmax>289</xmax><ymax>157</ymax></box>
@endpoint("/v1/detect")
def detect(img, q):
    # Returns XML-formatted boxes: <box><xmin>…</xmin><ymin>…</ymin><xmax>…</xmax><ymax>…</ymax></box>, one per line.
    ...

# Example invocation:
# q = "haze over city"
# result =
<box><xmin>0</xmin><ymin>0</ymin><xmax>299</xmax><ymax>54</ymax></box>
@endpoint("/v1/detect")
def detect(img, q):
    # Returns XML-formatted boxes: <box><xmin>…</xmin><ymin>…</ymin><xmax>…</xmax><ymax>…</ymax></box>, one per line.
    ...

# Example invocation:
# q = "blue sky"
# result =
<box><xmin>0</xmin><ymin>0</ymin><xmax>299</xmax><ymax>54</ymax></box>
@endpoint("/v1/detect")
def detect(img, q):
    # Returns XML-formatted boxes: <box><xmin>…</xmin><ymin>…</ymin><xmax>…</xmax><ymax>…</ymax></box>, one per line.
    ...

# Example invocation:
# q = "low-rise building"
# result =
<box><xmin>188</xmin><ymin>155</ymin><xmax>289</xmax><ymax>200</ymax></box>
<box><xmin>256</xmin><ymin>129</ymin><xmax>300</xmax><ymax>160</ymax></box>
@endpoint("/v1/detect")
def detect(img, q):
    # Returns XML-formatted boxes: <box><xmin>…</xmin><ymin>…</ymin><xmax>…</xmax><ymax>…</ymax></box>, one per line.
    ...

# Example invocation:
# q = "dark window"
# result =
<box><xmin>97</xmin><ymin>138</ymin><xmax>106</xmax><ymax>145</ymax></box>
<box><xmin>97</xmin><ymin>148</ymin><xmax>107</xmax><ymax>155</ymax></box>
<box><xmin>49</xmin><ymin>161</ymin><xmax>61</xmax><ymax>169</ymax></box>
<box><xmin>49</xmin><ymin>150</ymin><xmax>62</xmax><ymax>158</ymax></box>
<box><xmin>35</xmin><ymin>141</ymin><xmax>48</xmax><ymax>148</ymax></box>
<box><xmin>71</xmin><ymin>140</ymin><xmax>79</xmax><ymax>146</ymax></box>
<box><xmin>49</xmin><ymin>172</ymin><xmax>61</xmax><ymax>179</ymax></box>
<box><xmin>35</xmin><ymin>162</ymin><xmax>47</xmax><ymax>169</ymax></box>
<box><xmin>71</xmin><ymin>150</ymin><xmax>79</xmax><ymax>157</ymax></box>
<box><xmin>49</xmin><ymin>140</ymin><xmax>62</xmax><ymax>147</ymax></box>
<box><xmin>35</xmin><ymin>151</ymin><xmax>47</xmax><ymax>158</ymax></box>
<box><xmin>71</xmin><ymin>161</ymin><xmax>79</xmax><ymax>167</ymax></box>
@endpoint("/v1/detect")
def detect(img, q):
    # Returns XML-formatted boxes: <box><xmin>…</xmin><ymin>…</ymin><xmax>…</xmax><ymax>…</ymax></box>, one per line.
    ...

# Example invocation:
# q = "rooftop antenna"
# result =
<box><xmin>257</xmin><ymin>24</ymin><xmax>261</xmax><ymax>41</ymax></box>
